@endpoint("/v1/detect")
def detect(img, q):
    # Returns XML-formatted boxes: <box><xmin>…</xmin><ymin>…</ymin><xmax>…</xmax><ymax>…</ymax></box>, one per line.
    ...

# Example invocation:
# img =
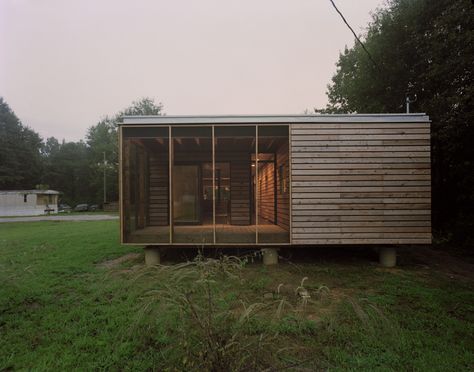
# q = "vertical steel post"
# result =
<box><xmin>255</xmin><ymin>125</ymin><xmax>259</xmax><ymax>244</ymax></box>
<box><xmin>103</xmin><ymin>151</ymin><xmax>107</xmax><ymax>204</ymax></box>
<box><xmin>212</xmin><ymin>126</ymin><xmax>216</xmax><ymax>244</ymax></box>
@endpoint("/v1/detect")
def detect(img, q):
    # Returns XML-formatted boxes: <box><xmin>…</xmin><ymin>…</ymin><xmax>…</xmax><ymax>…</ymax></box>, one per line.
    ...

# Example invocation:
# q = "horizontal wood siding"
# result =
<box><xmin>276</xmin><ymin>142</ymin><xmax>290</xmax><ymax>231</ymax></box>
<box><xmin>148</xmin><ymin>154</ymin><xmax>169</xmax><ymax>226</ymax></box>
<box><xmin>258</xmin><ymin>162</ymin><xmax>275</xmax><ymax>224</ymax></box>
<box><xmin>290</xmin><ymin>122</ymin><xmax>431</xmax><ymax>244</ymax></box>
<box><xmin>230</xmin><ymin>153</ymin><xmax>251</xmax><ymax>225</ymax></box>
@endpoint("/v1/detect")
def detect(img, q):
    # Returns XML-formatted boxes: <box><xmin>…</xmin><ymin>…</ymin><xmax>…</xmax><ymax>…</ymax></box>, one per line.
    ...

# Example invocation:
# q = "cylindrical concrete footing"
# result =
<box><xmin>262</xmin><ymin>248</ymin><xmax>278</xmax><ymax>265</ymax></box>
<box><xmin>144</xmin><ymin>247</ymin><xmax>161</xmax><ymax>266</ymax></box>
<box><xmin>379</xmin><ymin>247</ymin><xmax>397</xmax><ymax>268</ymax></box>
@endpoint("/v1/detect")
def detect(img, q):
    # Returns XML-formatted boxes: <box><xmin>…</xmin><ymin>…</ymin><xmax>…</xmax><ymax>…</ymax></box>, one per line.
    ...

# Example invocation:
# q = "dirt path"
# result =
<box><xmin>0</xmin><ymin>214</ymin><xmax>119</xmax><ymax>223</ymax></box>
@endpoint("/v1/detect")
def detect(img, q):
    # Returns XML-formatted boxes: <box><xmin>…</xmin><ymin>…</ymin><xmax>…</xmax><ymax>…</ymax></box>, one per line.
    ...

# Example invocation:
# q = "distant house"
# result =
<box><xmin>0</xmin><ymin>190</ymin><xmax>60</xmax><ymax>216</ymax></box>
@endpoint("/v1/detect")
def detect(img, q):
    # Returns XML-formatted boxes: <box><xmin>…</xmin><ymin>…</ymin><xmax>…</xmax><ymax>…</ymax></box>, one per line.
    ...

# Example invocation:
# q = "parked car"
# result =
<box><xmin>58</xmin><ymin>204</ymin><xmax>72</xmax><ymax>213</ymax></box>
<box><xmin>89</xmin><ymin>204</ymin><xmax>99</xmax><ymax>211</ymax></box>
<box><xmin>74</xmin><ymin>204</ymin><xmax>89</xmax><ymax>212</ymax></box>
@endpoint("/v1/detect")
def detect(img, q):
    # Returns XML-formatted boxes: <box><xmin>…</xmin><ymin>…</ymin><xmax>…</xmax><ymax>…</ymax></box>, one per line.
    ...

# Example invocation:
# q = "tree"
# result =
<box><xmin>0</xmin><ymin>97</ymin><xmax>43</xmax><ymax>189</ymax></box>
<box><xmin>318</xmin><ymin>0</ymin><xmax>474</xmax><ymax>244</ymax></box>
<box><xmin>86</xmin><ymin>97</ymin><xmax>164</xmax><ymax>203</ymax></box>
<box><xmin>41</xmin><ymin>140</ymin><xmax>92</xmax><ymax>205</ymax></box>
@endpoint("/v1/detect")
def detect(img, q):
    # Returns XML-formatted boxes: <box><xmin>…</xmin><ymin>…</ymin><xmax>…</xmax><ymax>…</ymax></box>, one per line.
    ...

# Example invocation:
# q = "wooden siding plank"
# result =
<box><xmin>292</xmin><ymin>175</ymin><xmax>431</xmax><ymax>181</ymax></box>
<box><xmin>292</xmin><ymin>146</ymin><xmax>431</xmax><ymax>152</ymax></box>
<box><xmin>291</xmin><ymin>128</ymin><xmax>430</xmax><ymax>135</ymax></box>
<box><xmin>292</xmin><ymin>186</ymin><xmax>431</xmax><ymax>192</ymax></box>
<box><xmin>291</xmin><ymin>134</ymin><xmax>430</xmax><ymax>141</ymax></box>
<box><xmin>293</xmin><ymin>209</ymin><xmax>430</xmax><ymax>215</ymax></box>
<box><xmin>292</xmin><ymin>163</ymin><xmax>431</xmax><ymax>169</ymax></box>
<box><xmin>293</xmin><ymin>158</ymin><xmax>430</xmax><ymax>164</ymax></box>
<box><xmin>292</xmin><ymin>169</ymin><xmax>431</xmax><ymax>176</ymax></box>
<box><xmin>292</xmin><ymin>181</ymin><xmax>431</xmax><ymax>187</ymax></box>
<box><xmin>292</xmin><ymin>151</ymin><xmax>430</xmax><ymax>158</ymax></box>
<box><xmin>292</xmin><ymin>238</ymin><xmax>432</xmax><ymax>244</ymax></box>
<box><xmin>291</xmin><ymin>123</ymin><xmax>430</xmax><ymax>129</ymax></box>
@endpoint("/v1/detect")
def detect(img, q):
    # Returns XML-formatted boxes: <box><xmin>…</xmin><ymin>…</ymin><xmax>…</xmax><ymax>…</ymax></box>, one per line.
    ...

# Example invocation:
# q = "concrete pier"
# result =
<box><xmin>144</xmin><ymin>246</ymin><xmax>161</xmax><ymax>266</ymax></box>
<box><xmin>379</xmin><ymin>247</ymin><xmax>397</xmax><ymax>267</ymax></box>
<box><xmin>262</xmin><ymin>248</ymin><xmax>278</xmax><ymax>265</ymax></box>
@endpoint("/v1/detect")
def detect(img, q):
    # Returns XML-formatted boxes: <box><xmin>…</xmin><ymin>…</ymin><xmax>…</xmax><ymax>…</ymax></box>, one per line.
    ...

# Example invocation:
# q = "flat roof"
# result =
<box><xmin>121</xmin><ymin>113</ymin><xmax>430</xmax><ymax>125</ymax></box>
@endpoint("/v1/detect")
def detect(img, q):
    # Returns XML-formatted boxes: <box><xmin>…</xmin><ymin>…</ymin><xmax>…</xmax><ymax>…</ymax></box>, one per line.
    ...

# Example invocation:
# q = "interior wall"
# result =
<box><xmin>230</xmin><ymin>153</ymin><xmax>251</xmax><ymax>225</ymax></box>
<box><xmin>136</xmin><ymin>145</ymin><xmax>148</xmax><ymax>229</ymax></box>
<box><xmin>258</xmin><ymin>162</ymin><xmax>275</xmax><ymax>224</ymax></box>
<box><xmin>122</xmin><ymin>126</ymin><xmax>171</xmax><ymax>244</ymax></box>
<box><xmin>276</xmin><ymin>142</ymin><xmax>290</xmax><ymax>231</ymax></box>
<box><xmin>148</xmin><ymin>153</ymin><xmax>168</xmax><ymax>226</ymax></box>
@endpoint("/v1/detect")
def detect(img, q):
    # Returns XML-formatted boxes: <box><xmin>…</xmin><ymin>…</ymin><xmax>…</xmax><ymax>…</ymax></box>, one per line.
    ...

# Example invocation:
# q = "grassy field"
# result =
<box><xmin>0</xmin><ymin>220</ymin><xmax>473</xmax><ymax>371</ymax></box>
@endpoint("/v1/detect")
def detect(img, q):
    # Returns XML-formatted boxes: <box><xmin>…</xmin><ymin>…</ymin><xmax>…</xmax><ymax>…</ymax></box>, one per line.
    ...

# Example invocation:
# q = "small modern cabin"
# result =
<box><xmin>119</xmin><ymin>114</ymin><xmax>431</xmax><ymax>248</ymax></box>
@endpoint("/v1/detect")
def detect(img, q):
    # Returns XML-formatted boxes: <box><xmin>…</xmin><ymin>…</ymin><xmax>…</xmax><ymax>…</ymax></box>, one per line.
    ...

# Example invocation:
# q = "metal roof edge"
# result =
<box><xmin>120</xmin><ymin>113</ymin><xmax>431</xmax><ymax>125</ymax></box>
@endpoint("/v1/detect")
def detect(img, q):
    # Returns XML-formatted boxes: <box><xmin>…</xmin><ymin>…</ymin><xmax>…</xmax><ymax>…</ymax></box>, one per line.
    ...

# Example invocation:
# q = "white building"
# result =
<box><xmin>0</xmin><ymin>190</ymin><xmax>60</xmax><ymax>216</ymax></box>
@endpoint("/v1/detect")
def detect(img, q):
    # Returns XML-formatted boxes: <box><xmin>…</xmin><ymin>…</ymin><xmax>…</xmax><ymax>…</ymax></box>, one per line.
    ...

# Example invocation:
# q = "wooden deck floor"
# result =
<box><xmin>128</xmin><ymin>224</ymin><xmax>289</xmax><ymax>244</ymax></box>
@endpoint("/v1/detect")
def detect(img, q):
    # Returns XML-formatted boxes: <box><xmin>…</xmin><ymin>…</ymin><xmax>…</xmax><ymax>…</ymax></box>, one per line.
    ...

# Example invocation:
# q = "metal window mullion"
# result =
<box><xmin>169</xmin><ymin>125</ymin><xmax>173</xmax><ymax>244</ymax></box>
<box><xmin>212</xmin><ymin>125</ymin><xmax>216</xmax><ymax>244</ymax></box>
<box><xmin>119</xmin><ymin>126</ymin><xmax>123</xmax><ymax>244</ymax></box>
<box><xmin>255</xmin><ymin>125</ymin><xmax>258</xmax><ymax>244</ymax></box>
<box><xmin>288</xmin><ymin>124</ymin><xmax>292</xmax><ymax>245</ymax></box>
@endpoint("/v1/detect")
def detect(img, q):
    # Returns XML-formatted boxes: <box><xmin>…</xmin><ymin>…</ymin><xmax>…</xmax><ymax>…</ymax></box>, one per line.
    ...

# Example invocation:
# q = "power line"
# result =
<box><xmin>328</xmin><ymin>0</ymin><xmax>379</xmax><ymax>70</ymax></box>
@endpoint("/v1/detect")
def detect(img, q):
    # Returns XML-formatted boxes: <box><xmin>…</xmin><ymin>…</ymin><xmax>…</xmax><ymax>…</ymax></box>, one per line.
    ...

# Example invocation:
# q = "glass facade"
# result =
<box><xmin>121</xmin><ymin>125</ymin><xmax>289</xmax><ymax>244</ymax></box>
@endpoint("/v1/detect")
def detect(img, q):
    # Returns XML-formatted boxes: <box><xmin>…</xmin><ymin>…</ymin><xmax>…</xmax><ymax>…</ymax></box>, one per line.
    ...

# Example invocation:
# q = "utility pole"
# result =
<box><xmin>406</xmin><ymin>94</ymin><xmax>417</xmax><ymax>113</ymax></box>
<box><xmin>103</xmin><ymin>151</ymin><xmax>107</xmax><ymax>204</ymax></box>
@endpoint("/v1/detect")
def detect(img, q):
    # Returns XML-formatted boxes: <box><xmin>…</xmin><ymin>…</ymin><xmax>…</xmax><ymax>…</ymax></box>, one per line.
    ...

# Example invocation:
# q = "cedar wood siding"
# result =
<box><xmin>290</xmin><ymin>122</ymin><xmax>432</xmax><ymax>244</ymax></box>
<box><xmin>258</xmin><ymin>161</ymin><xmax>275</xmax><ymax>224</ymax></box>
<box><xmin>258</xmin><ymin>142</ymin><xmax>290</xmax><ymax>231</ymax></box>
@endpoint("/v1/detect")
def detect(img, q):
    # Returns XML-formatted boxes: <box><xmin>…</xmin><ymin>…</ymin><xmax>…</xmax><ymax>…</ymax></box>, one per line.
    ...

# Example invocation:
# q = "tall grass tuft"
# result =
<box><xmin>130</xmin><ymin>252</ymin><xmax>320</xmax><ymax>370</ymax></box>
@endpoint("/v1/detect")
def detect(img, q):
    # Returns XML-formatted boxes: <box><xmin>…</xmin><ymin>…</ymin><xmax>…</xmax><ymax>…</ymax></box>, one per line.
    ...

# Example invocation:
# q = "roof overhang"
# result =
<box><xmin>121</xmin><ymin>114</ymin><xmax>430</xmax><ymax>125</ymax></box>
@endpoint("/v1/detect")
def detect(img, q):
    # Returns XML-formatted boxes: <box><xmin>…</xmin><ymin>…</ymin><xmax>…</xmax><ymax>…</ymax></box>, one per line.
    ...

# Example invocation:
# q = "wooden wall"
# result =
<box><xmin>290</xmin><ymin>122</ymin><xmax>431</xmax><ymax>244</ymax></box>
<box><xmin>172</xmin><ymin>151</ymin><xmax>252</xmax><ymax>225</ymax></box>
<box><xmin>148</xmin><ymin>154</ymin><xmax>169</xmax><ymax>226</ymax></box>
<box><xmin>228</xmin><ymin>153</ymin><xmax>251</xmax><ymax>225</ymax></box>
<box><xmin>257</xmin><ymin>142</ymin><xmax>290</xmax><ymax>230</ymax></box>
<box><xmin>258</xmin><ymin>162</ymin><xmax>275</xmax><ymax>224</ymax></box>
<box><xmin>276</xmin><ymin>142</ymin><xmax>290</xmax><ymax>231</ymax></box>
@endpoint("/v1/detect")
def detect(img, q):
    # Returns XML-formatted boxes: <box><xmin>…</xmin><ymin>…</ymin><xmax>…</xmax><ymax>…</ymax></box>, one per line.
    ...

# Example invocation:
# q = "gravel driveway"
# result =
<box><xmin>0</xmin><ymin>214</ymin><xmax>119</xmax><ymax>223</ymax></box>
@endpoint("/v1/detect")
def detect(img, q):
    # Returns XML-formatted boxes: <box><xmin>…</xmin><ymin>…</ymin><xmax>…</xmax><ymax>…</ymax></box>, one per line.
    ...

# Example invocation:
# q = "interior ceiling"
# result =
<box><xmin>135</xmin><ymin>136</ymin><xmax>287</xmax><ymax>154</ymax></box>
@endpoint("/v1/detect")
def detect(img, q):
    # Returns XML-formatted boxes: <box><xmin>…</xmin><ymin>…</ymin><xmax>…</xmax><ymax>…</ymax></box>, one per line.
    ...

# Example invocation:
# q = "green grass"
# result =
<box><xmin>0</xmin><ymin>221</ymin><xmax>473</xmax><ymax>370</ymax></box>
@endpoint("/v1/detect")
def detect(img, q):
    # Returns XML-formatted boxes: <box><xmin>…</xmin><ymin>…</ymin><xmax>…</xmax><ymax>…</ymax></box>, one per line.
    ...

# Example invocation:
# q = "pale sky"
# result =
<box><xmin>0</xmin><ymin>0</ymin><xmax>383</xmax><ymax>142</ymax></box>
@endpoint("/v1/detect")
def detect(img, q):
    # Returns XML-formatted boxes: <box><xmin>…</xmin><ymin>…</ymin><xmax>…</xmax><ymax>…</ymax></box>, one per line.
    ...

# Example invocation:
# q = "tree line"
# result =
<box><xmin>317</xmin><ymin>0</ymin><xmax>473</xmax><ymax>246</ymax></box>
<box><xmin>0</xmin><ymin>97</ymin><xmax>163</xmax><ymax>206</ymax></box>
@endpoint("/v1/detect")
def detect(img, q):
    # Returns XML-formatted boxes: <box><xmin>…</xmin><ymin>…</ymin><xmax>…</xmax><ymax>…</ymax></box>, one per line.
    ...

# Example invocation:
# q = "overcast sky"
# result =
<box><xmin>0</xmin><ymin>0</ymin><xmax>383</xmax><ymax>142</ymax></box>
